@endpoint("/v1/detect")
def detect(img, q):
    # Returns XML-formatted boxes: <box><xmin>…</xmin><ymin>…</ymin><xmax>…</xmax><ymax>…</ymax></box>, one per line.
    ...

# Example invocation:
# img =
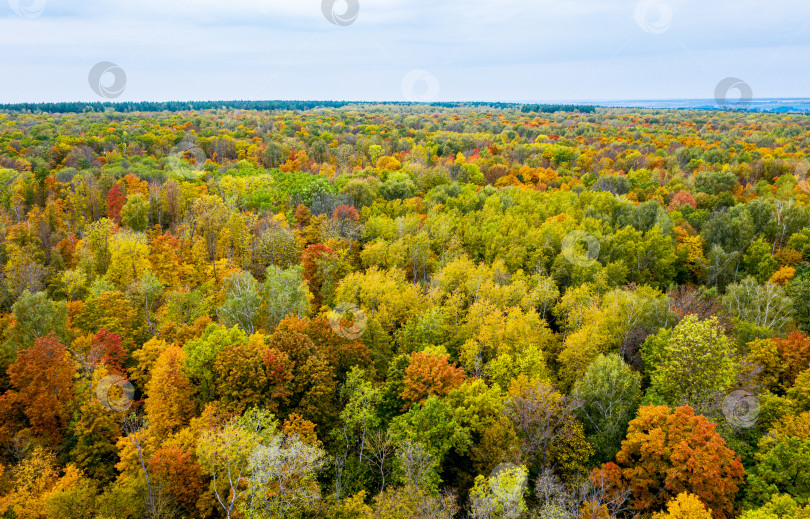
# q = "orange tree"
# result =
<box><xmin>596</xmin><ymin>405</ymin><xmax>745</xmax><ymax>519</ymax></box>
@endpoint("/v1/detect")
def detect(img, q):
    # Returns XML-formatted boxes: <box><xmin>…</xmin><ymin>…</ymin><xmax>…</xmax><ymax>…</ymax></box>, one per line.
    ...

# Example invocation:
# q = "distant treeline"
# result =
<box><xmin>520</xmin><ymin>103</ymin><xmax>597</xmax><ymax>113</ymax></box>
<box><xmin>0</xmin><ymin>99</ymin><xmax>596</xmax><ymax>114</ymax></box>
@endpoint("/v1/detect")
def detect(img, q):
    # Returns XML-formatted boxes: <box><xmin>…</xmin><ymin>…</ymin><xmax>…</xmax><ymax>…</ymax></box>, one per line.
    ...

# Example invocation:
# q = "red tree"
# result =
<box><xmin>300</xmin><ymin>244</ymin><xmax>339</xmax><ymax>309</ymax></box>
<box><xmin>148</xmin><ymin>445</ymin><xmax>207</xmax><ymax>516</ymax></box>
<box><xmin>106</xmin><ymin>184</ymin><xmax>125</xmax><ymax>223</ymax></box>
<box><xmin>91</xmin><ymin>329</ymin><xmax>128</xmax><ymax>374</ymax></box>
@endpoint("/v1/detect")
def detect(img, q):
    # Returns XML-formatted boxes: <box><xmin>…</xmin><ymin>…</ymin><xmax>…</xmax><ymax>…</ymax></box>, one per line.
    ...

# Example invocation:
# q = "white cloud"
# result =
<box><xmin>1</xmin><ymin>0</ymin><xmax>808</xmax><ymax>102</ymax></box>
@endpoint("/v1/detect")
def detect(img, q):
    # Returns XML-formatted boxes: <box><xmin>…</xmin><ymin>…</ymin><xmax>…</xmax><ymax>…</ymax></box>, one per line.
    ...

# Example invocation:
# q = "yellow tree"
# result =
<box><xmin>653</xmin><ymin>493</ymin><xmax>713</xmax><ymax>519</ymax></box>
<box><xmin>0</xmin><ymin>447</ymin><xmax>60</xmax><ymax>518</ymax></box>
<box><xmin>145</xmin><ymin>346</ymin><xmax>197</xmax><ymax>438</ymax></box>
<box><xmin>105</xmin><ymin>230</ymin><xmax>151</xmax><ymax>289</ymax></box>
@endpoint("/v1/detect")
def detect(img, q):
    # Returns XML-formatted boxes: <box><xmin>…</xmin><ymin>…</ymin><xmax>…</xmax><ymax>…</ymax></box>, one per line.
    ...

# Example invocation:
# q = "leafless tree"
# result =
<box><xmin>365</xmin><ymin>429</ymin><xmax>395</xmax><ymax>492</ymax></box>
<box><xmin>122</xmin><ymin>412</ymin><xmax>164</xmax><ymax>519</ymax></box>
<box><xmin>504</xmin><ymin>381</ymin><xmax>581</xmax><ymax>471</ymax></box>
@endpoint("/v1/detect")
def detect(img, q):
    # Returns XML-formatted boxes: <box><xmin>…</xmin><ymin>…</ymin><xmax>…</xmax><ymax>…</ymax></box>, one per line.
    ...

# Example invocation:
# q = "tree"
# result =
<box><xmin>301</xmin><ymin>243</ymin><xmax>342</xmax><ymax>309</ymax></box>
<box><xmin>184</xmin><ymin>324</ymin><xmax>247</xmax><ymax>403</ymax></box>
<box><xmin>644</xmin><ymin>315</ymin><xmax>740</xmax><ymax>413</ymax></box>
<box><xmin>266</xmin><ymin>328</ymin><xmax>338</xmax><ymax>428</ymax></box>
<box><xmin>106</xmin><ymin>230</ymin><xmax>151</xmax><ymax>289</ymax></box>
<box><xmin>120</xmin><ymin>193</ymin><xmax>150</xmax><ymax>232</ymax></box>
<box><xmin>43</xmin><ymin>466</ymin><xmax>100</xmax><ymax>519</ymax></box>
<box><xmin>275</xmin><ymin>315</ymin><xmax>370</xmax><ymax>379</ymax></box>
<box><xmin>217</xmin><ymin>271</ymin><xmax>261</xmax><ymax>334</ymax></box>
<box><xmin>129</xmin><ymin>271</ymin><xmax>164</xmax><ymax>337</ymax></box>
<box><xmin>73</xmin><ymin>289</ymin><xmax>143</xmax><ymax>352</ymax></box>
<box><xmin>70</xmin><ymin>369</ymin><xmax>123</xmax><ymax>484</ymax></box>
<box><xmin>745</xmin><ymin>436</ymin><xmax>810</xmax><ymax>508</ymax></box>
<box><xmin>739</xmin><ymin>493</ymin><xmax>810</xmax><ymax>519</ymax></box>
<box><xmin>107</xmin><ymin>184</ymin><xmax>125</xmax><ymax>222</ymax></box>
<box><xmin>145</xmin><ymin>345</ymin><xmax>196</xmax><ymax>438</ymax></box>
<box><xmin>723</xmin><ymin>277</ymin><xmax>794</xmax><ymax>334</ymax></box>
<box><xmin>3</xmin><ymin>290</ymin><xmax>68</xmax><ymax>354</ymax></box>
<box><xmin>260</xmin><ymin>265</ymin><xmax>310</xmax><ymax>331</ymax></box>
<box><xmin>242</xmin><ymin>431</ymin><xmax>327</xmax><ymax>518</ymax></box>
<box><xmin>607</xmin><ymin>405</ymin><xmax>745</xmax><ymax>519</ymax></box>
<box><xmin>389</xmin><ymin>396</ymin><xmax>471</xmax><ymax>475</ymax></box>
<box><xmin>147</xmin><ymin>445</ymin><xmax>207</xmax><ymax>517</ymax></box>
<box><xmin>191</xmin><ymin>194</ymin><xmax>229</xmax><ymax>282</ymax></box>
<box><xmin>7</xmin><ymin>334</ymin><xmax>76</xmax><ymax>444</ymax></box>
<box><xmin>787</xmin><ymin>273</ymin><xmax>810</xmax><ymax>332</ymax></box>
<box><xmin>73</xmin><ymin>328</ymin><xmax>127</xmax><ymax>377</ymax></box>
<box><xmin>401</xmin><ymin>351</ymin><xmax>465</xmax><ymax>410</ymax></box>
<box><xmin>119</xmin><ymin>413</ymin><xmax>163</xmax><ymax>519</ymax></box>
<box><xmin>573</xmin><ymin>353</ymin><xmax>641</xmax><ymax>464</ymax></box>
<box><xmin>197</xmin><ymin>408</ymin><xmax>278</xmax><ymax>519</ymax></box>
<box><xmin>503</xmin><ymin>379</ymin><xmax>590</xmax><ymax>475</ymax></box>
<box><xmin>653</xmin><ymin>493</ymin><xmax>713</xmax><ymax>519</ymax></box>
<box><xmin>772</xmin><ymin>332</ymin><xmax>810</xmax><ymax>390</ymax></box>
<box><xmin>468</xmin><ymin>464</ymin><xmax>528</xmax><ymax>519</ymax></box>
<box><xmin>333</xmin><ymin>367</ymin><xmax>382</xmax><ymax>499</ymax></box>
<box><xmin>214</xmin><ymin>334</ymin><xmax>292</xmax><ymax>414</ymax></box>
<box><xmin>0</xmin><ymin>446</ymin><xmax>62</xmax><ymax>518</ymax></box>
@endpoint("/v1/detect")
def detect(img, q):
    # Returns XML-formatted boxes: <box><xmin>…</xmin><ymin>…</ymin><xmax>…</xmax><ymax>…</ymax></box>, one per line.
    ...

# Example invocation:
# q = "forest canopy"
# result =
<box><xmin>0</xmin><ymin>103</ymin><xmax>809</xmax><ymax>518</ymax></box>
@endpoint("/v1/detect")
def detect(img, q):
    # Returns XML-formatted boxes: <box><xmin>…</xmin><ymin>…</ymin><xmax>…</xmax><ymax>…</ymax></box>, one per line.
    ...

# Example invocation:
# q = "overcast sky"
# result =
<box><xmin>2</xmin><ymin>0</ymin><xmax>809</xmax><ymax>103</ymax></box>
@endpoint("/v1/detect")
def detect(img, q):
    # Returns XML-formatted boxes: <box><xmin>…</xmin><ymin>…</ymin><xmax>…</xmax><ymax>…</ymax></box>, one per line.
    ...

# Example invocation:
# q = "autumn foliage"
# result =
<box><xmin>600</xmin><ymin>405</ymin><xmax>745</xmax><ymax>519</ymax></box>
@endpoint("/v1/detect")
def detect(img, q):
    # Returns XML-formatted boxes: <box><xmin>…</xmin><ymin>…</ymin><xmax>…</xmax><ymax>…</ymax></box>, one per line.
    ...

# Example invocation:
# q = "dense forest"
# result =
<box><xmin>0</xmin><ymin>103</ymin><xmax>809</xmax><ymax>518</ymax></box>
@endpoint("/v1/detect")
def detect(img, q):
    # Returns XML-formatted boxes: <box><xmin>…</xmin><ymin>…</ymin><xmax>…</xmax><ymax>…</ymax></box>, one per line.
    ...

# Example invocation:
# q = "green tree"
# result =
<box><xmin>120</xmin><ymin>193</ymin><xmax>150</xmax><ymax>232</ymax></box>
<box><xmin>573</xmin><ymin>353</ymin><xmax>641</xmax><ymax>464</ymax></box>
<box><xmin>260</xmin><ymin>265</ymin><xmax>310</xmax><ymax>331</ymax></box>
<box><xmin>3</xmin><ymin>291</ymin><xmax>68</xmax><ymax>356</ymax></box>
<box><xmin>184</xmin><ymin>324</ymin><xmax>247</xmax><ymax>403</ymax></box>
<box><xmin>644</xmin><ymin>315</ymin><xmax>740</xmax><ymax>413</ymax></box>
<box><xmin>746</xmin><ymin>437</ymin><xmax>810</xmax><ymax>507</ymax></box>
<box><xmin>468</xmin><ymin>464</ymin><xmax>528</xmax><ymax>519</ymax></box>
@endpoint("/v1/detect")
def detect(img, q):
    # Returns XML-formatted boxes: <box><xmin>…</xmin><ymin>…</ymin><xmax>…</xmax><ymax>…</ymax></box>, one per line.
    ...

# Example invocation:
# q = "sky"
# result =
<box><xmin>1</xmin><ymin>0</ymin><xmax>809</xmax><ymax>103</ymax></box>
